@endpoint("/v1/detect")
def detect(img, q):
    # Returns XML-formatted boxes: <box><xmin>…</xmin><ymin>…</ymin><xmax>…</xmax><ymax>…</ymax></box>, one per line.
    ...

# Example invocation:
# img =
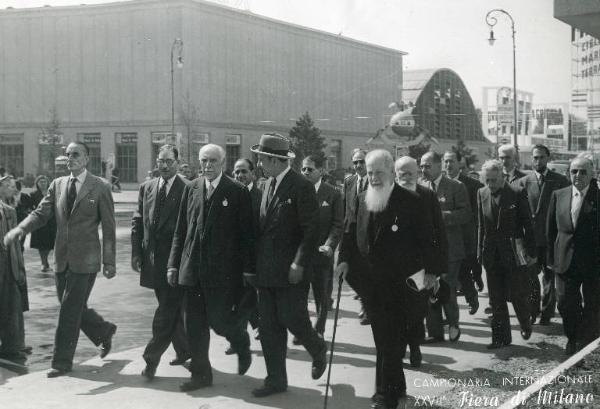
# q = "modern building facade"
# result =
<box><xmin>0</xmin><ymin>0</ymin><xmax>404</xmax><ymax>184</ymax></box>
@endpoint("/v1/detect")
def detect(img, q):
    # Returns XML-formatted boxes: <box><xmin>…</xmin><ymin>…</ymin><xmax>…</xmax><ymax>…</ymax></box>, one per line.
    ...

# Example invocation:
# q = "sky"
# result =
<box><xmin>0</xmin><ymin>0</ymin><xmax>573</xmax><ymax>107</ymax></box>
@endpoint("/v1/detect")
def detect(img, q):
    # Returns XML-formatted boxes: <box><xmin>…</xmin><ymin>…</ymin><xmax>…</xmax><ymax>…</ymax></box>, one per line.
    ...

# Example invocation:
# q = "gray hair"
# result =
<box><xmin>481</xmin><ymin>159</ymin><xmax>503</xmax><ymax>174</ymax></box>
<box><xmin>573</xmin><ymin>153</ymin><xmax>594</xmax><ymax>169</ymax></box>
<box><xmin>394</xmin><ymin>156</ymin><xmax>418</xmax><ymax>170</ymax></box>
<box><xmin>366</xmin><ymin>149</ymin><xmax>394</xmax><ymax>171</ymax></box>
<box><xmin>199</xmin><ymin>144</ymin><xmax>226</xmax><ymax>163</ymax></box>
<box><xmin>498</xmin><ymin>144</ymin><xmax>517</xmax><ymax>157</ymax></box>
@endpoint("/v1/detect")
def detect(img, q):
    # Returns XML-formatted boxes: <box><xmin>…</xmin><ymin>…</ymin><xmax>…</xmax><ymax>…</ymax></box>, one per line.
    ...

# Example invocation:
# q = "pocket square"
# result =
<box><xmin>89</xmin><ymin>199</ymin><xmax>95</xmax><ymax>204</ymax></box>
<box><xmin>321</xmin><ymin>201</ymin><xmax>329</xmax><ymax>207</ymax></box>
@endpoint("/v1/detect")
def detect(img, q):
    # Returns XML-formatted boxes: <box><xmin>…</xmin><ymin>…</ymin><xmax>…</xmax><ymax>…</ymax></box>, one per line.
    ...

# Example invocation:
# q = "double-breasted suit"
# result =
<box><xmin>254</xmin><ymin>168</ymin><xmax>326</xmax><ymax>390</ymax></box>
<box><xmin>19</xmin><ymin>171</ymin><xmax>116</xmax><ymax>371</ymax></box>
<box><xmin>308</xmin><ymin>181</ymin><xmax>343</xmax><ymax>334</ymax></box>
<box><xmin>131</xmin><ymin>175</ymin><xmax>189</xmax><ymax>367</ymax></box>
<box><xmin>547</xmin><ymin>181</ymin><xmax>600</xmax><ymax>347</ymax></box>
<box><xmin>168</xmin><ymin>174</ymin><xmax>254</xmax><ymax>382</ymax></box>
<box><xmin>477</xmin><ymin>183</ymin><xmax>535</xmax><ymax>344</ymax></box>
<box><xmin>519</xmin><ymin>170</ymin><xmax>569</xmax><ymax>322</ymax></box>
<box><xmin>339</xmin><ymin>184</ymin><xmax>437</xmax><ymax>406</ymax></box>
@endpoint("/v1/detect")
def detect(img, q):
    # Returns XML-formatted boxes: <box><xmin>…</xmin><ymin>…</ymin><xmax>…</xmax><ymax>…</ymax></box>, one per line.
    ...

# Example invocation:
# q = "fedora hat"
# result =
<box><xmin>251</xmin><ymin>133</ymin><xmax>296</xmax><ymax>160</ymax></box>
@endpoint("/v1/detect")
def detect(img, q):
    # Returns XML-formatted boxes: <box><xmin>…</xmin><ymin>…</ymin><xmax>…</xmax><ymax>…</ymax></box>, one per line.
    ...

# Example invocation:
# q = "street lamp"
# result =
<box><xmin>170</xmin><ymin>38</ymin><xmax>184</xmax><ymax>140</ymax></box>
<box><xmin>486</xmin><ymin>9</ymin><xmax>518</xmax><ymax>152</ymax></box>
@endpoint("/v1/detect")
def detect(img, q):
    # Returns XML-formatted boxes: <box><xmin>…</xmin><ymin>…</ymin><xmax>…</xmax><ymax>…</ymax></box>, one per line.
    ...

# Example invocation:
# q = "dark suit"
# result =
<box><xmin>339</xmin><ymin>184</ymin><xmax>437</xmax><ymax>406</ymax></box>
<box><xmin>457</xmin><ymin>173</ymin><xmax>484</xmax><ymax>307</ymax></box>
<box><xmin>255</xmin><ymin>168</ymin><xmax>325</xmax><ymax>390</ymax></box>
<box><xmin>308</xmin><ymin>181</ymin><xmax>343</xmax><ymax>334</ymax></box>
<box><xmin>245</xmin><ymin>183</ymin><xmax>262</xmax><ymax>330</ymax></box>
<box><xmin>168</xmin><ymin>174</ymin><xmax>254</xmax><ymax>381</ymax></box>
<box><xmin>547</xmin><ymin>182</ymin><xmax>600</xmax><ymax>347</ymax></box>
<box><xmin>477</xmin><ymin>183</ymin><xmax>534</xmax><ymax>344</ymax></box>
<box><xmin>19</xmin><ymin>171</ymin><xmax>116</xmax><ymax>371</ymax></box>
<box><xmin>131</xmin><ymin>175</ymin><xmax>189</xmax><ymax>367</ymax></box>
<box><xmin>519</xmin><ymin>170</ymin><xmax>569</xmax><ymax>322</ymax></box>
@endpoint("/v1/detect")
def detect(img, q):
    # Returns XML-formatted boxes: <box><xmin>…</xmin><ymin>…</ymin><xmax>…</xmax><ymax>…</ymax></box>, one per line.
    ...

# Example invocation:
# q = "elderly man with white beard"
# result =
<box><xmin>337</xmin><ymin>150</ymin><xmax>439</xmax><ymax>409</ymax></box>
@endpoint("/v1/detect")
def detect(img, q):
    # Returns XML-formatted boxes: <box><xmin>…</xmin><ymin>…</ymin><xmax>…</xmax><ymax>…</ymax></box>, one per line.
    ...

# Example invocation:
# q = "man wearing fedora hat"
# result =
<box><xmin>245</xmin><ymin>133</ymin><xmax>327</xmax><ymax>397</ymax></box>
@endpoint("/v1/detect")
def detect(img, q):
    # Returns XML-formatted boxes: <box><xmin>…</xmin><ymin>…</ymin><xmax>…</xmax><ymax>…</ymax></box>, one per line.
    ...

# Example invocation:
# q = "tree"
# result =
<box><xmin>39</xmin><ymin>107</ymin><xmax>64</xmax><ymax>178</ymax></box>
<box><xmin>288</xmin><ymin>112</ymin><xmax>327</xmax><ymax>170</ymax></box>
<box><xmin>179</xmin><ymin>92</ymin><xmax>201</xmax><ymax>164</ymax></box>
<box><xmin>408</xmin><ymin>142</ymin><xmax>431</xmax><ymax>162</ymax></box>
<box><xmin>452</xmin><ymin>139</ymin><xmax>479</xmax><ymax>168</ymax></box>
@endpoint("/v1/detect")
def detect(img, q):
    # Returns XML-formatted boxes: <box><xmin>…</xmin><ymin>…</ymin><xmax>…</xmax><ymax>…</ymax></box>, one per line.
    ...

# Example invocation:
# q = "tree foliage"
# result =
<box><xmin>288</xmin><ymin>112</ymin><xmax>327</xmax><ymax>170</ymax></box>
<box><xmin>408</xmin><ymin>142</ymin><xmax>431</xmax><ymax>162</ymax></box>
<box><xmin>452</xmin><ymin>139</ymin><xmax>479</xmax><ymax>167</ymax></box>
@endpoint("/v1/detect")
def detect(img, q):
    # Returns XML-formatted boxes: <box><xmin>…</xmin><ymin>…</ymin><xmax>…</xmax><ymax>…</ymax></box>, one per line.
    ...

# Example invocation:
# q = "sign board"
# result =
<box><xmin>116</xmin><ymin>133</ymin><xmax>137</xmax><ymax>144</ymax></box>
<box><xmin>78</xmin><ymin>133</ymin><xmax>101</xmax><ymax>144</ymax></box>
<box><xmin>225</xmin><ymin>134</ymin><xmax>241</xmax><ymax>145</ymax></box>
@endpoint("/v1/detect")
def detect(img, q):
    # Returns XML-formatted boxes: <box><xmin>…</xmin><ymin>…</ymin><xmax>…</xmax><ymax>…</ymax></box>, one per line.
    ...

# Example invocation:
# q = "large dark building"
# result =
<box><xmin>0</xmin><ymin>0</ymin><xmax>404</xmax><ymax>184</ymax></box>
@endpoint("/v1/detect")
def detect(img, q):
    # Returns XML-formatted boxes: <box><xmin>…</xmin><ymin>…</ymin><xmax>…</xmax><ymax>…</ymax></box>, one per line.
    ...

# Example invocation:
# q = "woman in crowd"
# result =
<box><xmin>29</xmin><ymin>175</ymin><xmax>56</xmax><ymax>272</ymax></box>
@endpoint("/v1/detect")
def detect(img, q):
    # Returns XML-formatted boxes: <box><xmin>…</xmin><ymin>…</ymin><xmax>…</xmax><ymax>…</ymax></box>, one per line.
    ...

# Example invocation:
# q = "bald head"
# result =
<box><xmin>395</xmin><ymin>156</ymin><xmax>419</xmax><ymax>190</ymax></box>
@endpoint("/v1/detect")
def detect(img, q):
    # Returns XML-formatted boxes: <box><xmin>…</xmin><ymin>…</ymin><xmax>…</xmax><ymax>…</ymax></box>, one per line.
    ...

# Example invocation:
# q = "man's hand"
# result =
<box><xmin>167</xmin><ymin>268</ymin><xmax>178</xmax><ymax>287</ymax></box>
<box><xmin>243</xmin><ymin>272</ymin><xmax>257</xmax><ymax>288</ymax></box>
<box><xmin>103</xmin><ymin>265</ymin><xmax>116</xmax><ymax>279</ymax></box>
<box><xmin>288</xmin><ymin>263</ymin><xmax>303</xmax><ymax>284</ymax></box>
<box><xmin>131</xmin><ymin>256</ymin><xmax>141</xmax><ymax>273</ymax></box>
<box><xmin>318</xmin><ymin>245</ymin><xmax>333</xmax><ymax>258</ymax></box>
<box><xmin>4</xmin><ymin>227</ymin><xmax>23</xmax><ymax>247</ymax></box>
<box><xmin>335</xmin><ymin>262</ymin><xmax>349</xmax><ymax>281</ymax></box>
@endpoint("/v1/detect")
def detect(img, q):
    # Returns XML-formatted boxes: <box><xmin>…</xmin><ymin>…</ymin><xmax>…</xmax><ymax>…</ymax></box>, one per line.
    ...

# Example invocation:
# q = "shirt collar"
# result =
<box><xmin>160</xmin><ymin>174</ymin><xmax>177</xmax><ymax>189</ymax></box>
<box><xmin>572</xmin><ymin>184</ymin><xmax>590</xmax><ymax>197</ymax></box>
<box><xmin>314</xmin><ymin>178</ymin><xmax>322</xmax><ymax>193</ymax></box>
<box><xmin>247</xmin><ymin>181</ymin><xmax>254</xmax><ymax>191</ymax></box>
<box><xmin>70</xmin><ymin>169</ymin><xmax>87</xmax><ymax>185</ymax></box>
<box><xmin>534</xmin><ymin>169</ymin><xmax>548</xmax><ymax>180</ymax></box>
<box><xmin>205</xmin><ymin>172</ymin><xmax>223</xmax><ymax>190</ymax></box>
<box><xmin>433</xmin><ymin>173</ymin><xmax>443</xmax><ymax>187</ymax></box>
<box><xmin>273</xmin><ymin>166</ymin><xmax>291</xmax><ymax>189</ymax></box>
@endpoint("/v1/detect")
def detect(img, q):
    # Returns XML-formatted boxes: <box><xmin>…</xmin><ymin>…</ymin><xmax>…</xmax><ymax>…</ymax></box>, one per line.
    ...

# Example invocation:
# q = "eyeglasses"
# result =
<box><xmin>301</xmin><ymin>167</ymin><xmax>315</xmax><ymax>172</ymax></box>
<box><xmin>156</xmin><ymin>159</ymin><xmax>175</xmax><ymax>166</ymax></box>
<box><xmin>570</xmin><ymin>169</ymin><xmax>587</xmax><ymax>175</ymax></box>
<box><xmin>234</xmin><ymin>169</ymin><xmax>249</xmax><ymax>175</ymax></box>
<box><xmin>352</xmin><ymin>160</ymin><xmax>365</xmax><ymax>165</ymax></box>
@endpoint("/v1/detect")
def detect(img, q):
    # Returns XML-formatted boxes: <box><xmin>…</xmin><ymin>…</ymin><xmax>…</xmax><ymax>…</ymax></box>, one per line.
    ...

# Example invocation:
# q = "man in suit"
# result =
<box><xmin>167</xmin><ymin>144</ymin><xmax>254</xmax><ymax>391</ymax></box>
<box><xmin>131</xmin><ymin>145</ymin><xmax>190</xmax><ymax>380</ymax></box>
<box><xmin>246</xmin><ymin>133</ymin><xmax>327</xmax><ymax>398</ymax></box>
<box><xmin>419</xmin><ymin>151</ymin><xmax>470</xmax><ymax>343</ymax></box>
<box><xmin>300</xmin><ymin>154</ymin><xmax>343</xmax><ymax>336</ymax></box>
<box><xmin>395</xmin><ymin>156</ymin><xmax>447</xmax><ymax>368</ymax></box>
<box><xmin>547</xmin><ymin>156</ymin><xmax>600</xmax><ymax>355</ymax></box>
<box><xmin>338</xmin><ymin>150</ymin><xmax>437</xmax><ymax>409</ymax></box>
<box><xmin>519</xmin><ymin>145</ymin><xmax>570</xmax><ymax>326</ymax></box>
<box><xmin>443</xmin><ymin>151</ymin><xmax>484</xmax><ymax>314</ymax></box>
<box><xmin>4</xmin><ymin>141</ymin><xmax>117</xmax><ymax>378</ymax></box>
<box><xmin>342</xmin><ymin>148</ymin><xmax>370</xmax><ymax>325</ymax></box>
<box><xmin>498</xmin><ymin>144</ymin><xmax>526</xmax><ymax>186</ymax></box>
<box><xmin>478</xmin><ymin>160</ymin><xmax>535</xmax><ymax>349</ymax></box>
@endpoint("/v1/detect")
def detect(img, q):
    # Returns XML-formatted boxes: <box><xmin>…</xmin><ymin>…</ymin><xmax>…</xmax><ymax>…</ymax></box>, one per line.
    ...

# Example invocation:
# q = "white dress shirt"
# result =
<box><xmin>69</xmin><ymin>169</ymin><xmax>88</xmax><ymax>196</ymax></box>
<box><xmin>158</xmin><ymin>174</ymin><xmax>177</xmax><ymax>196</ymax></box>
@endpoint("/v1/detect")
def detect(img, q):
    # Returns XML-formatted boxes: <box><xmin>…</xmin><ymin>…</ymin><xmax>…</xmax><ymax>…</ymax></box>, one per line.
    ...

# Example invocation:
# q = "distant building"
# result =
<box><xmin>0</xmin><ymin>0</ymin><xmax>404</xmax><ymax>183</ymax></box>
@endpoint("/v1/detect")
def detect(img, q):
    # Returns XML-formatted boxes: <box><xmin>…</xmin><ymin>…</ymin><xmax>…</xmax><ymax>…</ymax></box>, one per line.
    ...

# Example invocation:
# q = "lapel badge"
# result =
<box><xmin>322</xmin><ymin>201</ymin><xmax>329</xmax><ymax>207</ymax></box>
<box><xmin>287</xmin><ymin>198</ymin><xmax>292</xmax><ymax>204</ymax></box>
<box><xmin>439</xmin><ymin>196</ymin><xmax>446</xmax><ymax>203</ymax></box>
<box><xmin>89</xmin><ymin>199</ymin><xmax>95</xmax><ymax>204</ymax></box>
<box><xmin>391</xmin><ymin>216</ymin><xmax>399</xmax><ymax>232</ymax></box>
<box><xmin>222</xmin><ymin>198</ymin><xmax>228</xmax><ymax>207</ymax></box>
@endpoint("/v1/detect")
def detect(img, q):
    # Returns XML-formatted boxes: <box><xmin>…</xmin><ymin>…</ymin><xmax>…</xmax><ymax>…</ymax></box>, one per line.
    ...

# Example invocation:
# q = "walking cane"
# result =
<box><xmin>324</xmin><ymin>273</ymin><xmax>344</xmax><ymax>409</ymax></box>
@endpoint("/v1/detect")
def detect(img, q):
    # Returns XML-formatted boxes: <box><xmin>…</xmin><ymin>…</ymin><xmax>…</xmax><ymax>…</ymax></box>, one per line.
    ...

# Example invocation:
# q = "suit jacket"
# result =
<box><xmin>339</xmin><ymin>184</ymin><xmax>438</xmax><ymax>283</ymax></box>
<box><xmin>20</xmin><ymin>172</ymin><xmax>115</xmax><ymax>274</ymax></box>
<box><xmin>477</xmin><ymin>183</ymin><xmax>535</xmax><ymax>271</ymax></box>
<box><xmin>343</xmin><ymin>174</ymin><xmax>366</xmax><ymax>232</ymax></box>
<box><xmin>131</xmin><ymin>175</ymin><xmax>188</xmax><ymax>289</ymax></box>
<box><xmin>168</xmin><ymin>175</ymin><xmax>254</xmax><ymax>287</ymax></box>
<box><xmin>547</xmin><ymin>181</ymin><xmax>600</xmax><ymax>277</ymax></box>
<box><xmin>458</xmin><ymin>173</ymin><xmax>483</xmax><ymax>255</ymax></box>
<box><xmin>506</xmin><ymin>169</ymin><xmax>526</xmax><ymax>186</ymax></box>
<box><xmin>518</xmin><ymin>169</ymin><xmax>569</xmax><ymax>248</ymax></box>
<box><xmin>419</xmin><ymin>175</ymin><xmax>471</xmax><ymax>262</ymax></box>
<box><xmin>415</xmin><ymin>184</ymin><xmax>448</xmax><ymax>275</ymax></box>
<box><xmin>249</xmin><ymin>182</ymin><xmax>263</xmax><ymax>235</ymax></box>
<box><xmin>315</xmin><ymin>181</ymin><xmax>343</xmax><ymax>253</ymax></box>
<box><xmin>256</xmin><ymin>169</ymin><xmax>319</xmax><ymax>287</ymax></box>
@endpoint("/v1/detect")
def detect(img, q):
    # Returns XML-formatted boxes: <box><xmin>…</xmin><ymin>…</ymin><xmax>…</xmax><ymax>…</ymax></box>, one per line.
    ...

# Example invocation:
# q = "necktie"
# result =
<box><xmin>503</xmin><ymin>173</ymin><xmax>510</xmax><ymax>182</ymax></box>
<box><xmin>153</xmin><ymin>180</ymin><xmax>167</xmax><ymax>227</ymax></box>
<box><xmin>571</xmin><ymin>191</ymin><xmax>582</xmax><ymax>227</ymax></box>
<box><xmin>431</xmin><ymin>181</ymin><xmax>437</xmax><ymax>193</ymax></box>
<box><xmin>266</xmin><ymin>178</ymin><xmax>276</xmax><ymax>208</ymax></box>
<box><xmin>206</xmin><ymin>182</ymin><xmax>215</xmax><ymax>200</ymax></box>
<box><xmin>538</xmin><ymin>173</ymin><xmax>545</xmax><ymax>189</ymax></box>
<box><xmin>66</xmin><ymin>178</ymin><xmax>77</xmax><ymax>217</ymax></box>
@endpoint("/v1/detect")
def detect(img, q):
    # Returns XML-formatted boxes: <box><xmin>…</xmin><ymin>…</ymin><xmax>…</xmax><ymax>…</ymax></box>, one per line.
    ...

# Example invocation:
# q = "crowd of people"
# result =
<box><xmin>0</xmin><ymin>137</ymin><xmax>598</xmax><ymax>409</ymax></box>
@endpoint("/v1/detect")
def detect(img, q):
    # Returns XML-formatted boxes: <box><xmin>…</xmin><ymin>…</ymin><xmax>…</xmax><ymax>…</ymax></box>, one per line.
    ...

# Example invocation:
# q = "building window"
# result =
<box><xmin>0</xmin><ymin>134</ymin><xmax>24</xmax><ymax>177</ymax></box>
<box><xmin>115</xmin><ymin>133</ymin><xmax>138</xmax><ymax>183</ymax></box>
<box><xmin>151</xmin><ymin>132</ymin><xmax>179</xmax><ymax>168</ymax></box>
<box><xmin>328</xmin><ymin>139</ymin><xmax>342</xmax><ymax>171</ymax></box>
<box><xmin>38</xmin><ymin>133</ymin><xmax>65</xmax><ymax>177</ymax></box>
<box><xmin>77</xmin><ymin>133</ymin><xmax>102</xmax><ymax>176</ymax></box>
<box><xmin>225</xmin><ymin>134</ymin><xmax>241</xmax><ymax>173</ymax></box>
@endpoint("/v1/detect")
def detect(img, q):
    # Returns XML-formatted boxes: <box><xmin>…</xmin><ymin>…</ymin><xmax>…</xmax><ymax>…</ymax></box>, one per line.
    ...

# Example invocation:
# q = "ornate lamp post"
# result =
<box><xmin>170</xmin><ymin>38</ymin><xmax>184</xmax><ymax>140</ymax></box>
<box><xmin>486</xmin><ymin>9</ymin><xmax>518</xmax><ymax>152</ymax></box>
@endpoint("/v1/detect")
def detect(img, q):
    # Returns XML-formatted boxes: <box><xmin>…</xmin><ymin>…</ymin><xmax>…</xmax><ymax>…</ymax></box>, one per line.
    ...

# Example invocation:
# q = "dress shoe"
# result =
<box><xmin>539</xmin><ymin>317</ymin><xmax>551</xmax><ymax>326</ymax></box>
<box><xmin>360</xmin><ymin>315</ymin><xmax>371</xmax><ymax>325</ymax></box>
<box><xmin>358</xmin><ymin>308</ymin><xmax>366</xmax><ymax>319</ymax></box>
<box><xmin>179</xmin><ymin>377</ymin><xmax>212</xmax><ymax>392</ymax></box>
<box><xmin>238</xmin><ymin>350</ymin><xmax>252</xmax><ymax>375</ymax></box>
<box><xmin>530</xmin><ymin>315</ymin><xmax>538</xmax><ymax>325</ymax></box>
<box><xmin>521</xmin><ymin>328</ymin><xmax>532</xmax><ymax>340</ymax></box>
<box><xmin>169</xmin><ymin>356</ymin><xmax>190</xmax><ymax>365</ymax></box>
<box><xmin>409</xmin><ymin>346</ymin><xmax>422</xmax><ymax>368</ymax></box>
<box><xmin>225</xmin><ymin>345</ymin><xmax>236</xmax><ymax>355</ymax></box>
<box><xmin>469</xmin><ymin>301</ymin><xmax>479</xmax><ymax>315</ymax></box>
<box><xmin>252</xmin><ymin>384</ymin><xmax>287</xmax><ymax>397</ymax></box>
<box><xmin>141</xmin><ymin>364</ymin><xmax>157</xmax><ymax>380</ymax></box>
<box><xmin>47</xmin><ymin>368</ymin><xmax>70</xmax><ymax>378</ymax></box>
<box><xmin>565</xmin><ymin>340</ymin><xmax>577</xmax><ymax>356</ymax></box>
<box><xmin>484</xmin><ymin>306</ymin><xmax>493</xmax><ymax>315</ymax></box>
<box><xmin>422</xmin><ymin>336</ymin><xmax>444</xmax><ymax>344</ymax></box>
<box><xmin>311</xmin><ymin>346</ymin><xmax>327</xmax><ymax>380</ymax></box>
<box><xmin>449</xmin><ymin>326</ymin><xmax>461</xmax><ymax>342</ymax></box>
<box><xmin>486</xmin><ymin>341</ymin><xmax>510</xmax><ymax>350</ymax></box>
<box><xmin>292</xmin><ymin>336</ymin><xmax>301</xmax><ymax>345</ymax></box>
<box><xmin>99</xmin><ymin>324</ymin><xmax>117</xmax><ymax>359</ymax></box>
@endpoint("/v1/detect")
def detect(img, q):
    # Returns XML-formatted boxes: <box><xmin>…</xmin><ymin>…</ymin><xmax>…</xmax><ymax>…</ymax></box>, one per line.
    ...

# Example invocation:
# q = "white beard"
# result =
<box><xmin>365</xmin><ymin>183</ymin><xmax>394</xmax><ymax>213</ymax></box>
